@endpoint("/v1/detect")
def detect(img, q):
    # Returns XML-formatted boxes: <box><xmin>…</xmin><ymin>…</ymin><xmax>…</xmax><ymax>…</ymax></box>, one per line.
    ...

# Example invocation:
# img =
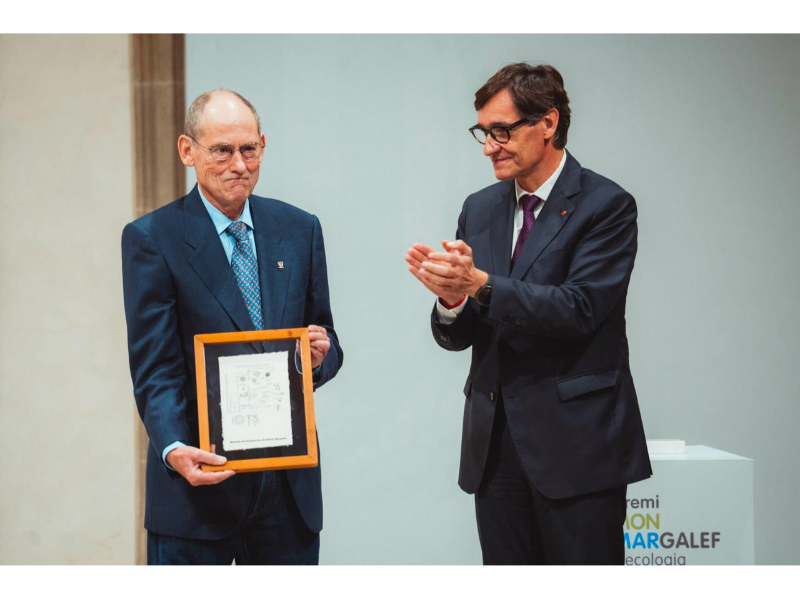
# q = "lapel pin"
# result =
<box><xmin>561</xmin><ymin>210</ymin><xmax>567</xmax><ymax>216</ymax></box>
<box><xmin>277</xmin><ymin>261</ymin><xmax>284</xmax><ymax>270</ymax></box>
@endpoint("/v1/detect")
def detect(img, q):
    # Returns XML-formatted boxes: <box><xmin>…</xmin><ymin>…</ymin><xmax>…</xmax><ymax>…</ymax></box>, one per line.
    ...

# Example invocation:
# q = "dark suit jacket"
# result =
<box><xmin>122</xmin><ymin>186</ymin><xmax>343</xmax><ymax>540</ymax></box>
<box><xmin>432</xmin><ymin>153</ymin><xmax>650</xmax><ymax>499</ymax></box>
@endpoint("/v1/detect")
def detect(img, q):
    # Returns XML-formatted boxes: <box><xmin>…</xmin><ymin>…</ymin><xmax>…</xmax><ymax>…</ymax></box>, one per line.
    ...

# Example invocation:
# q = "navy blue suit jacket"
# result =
<box><xmin>122</xmin><ymin>186</ymin><xmax>343</xmax><ymax>540</ymax></box>
<box><xmin>432</xmin><ymin>153</ymin><xmax>651</xmax><ymax>498</ymax></box>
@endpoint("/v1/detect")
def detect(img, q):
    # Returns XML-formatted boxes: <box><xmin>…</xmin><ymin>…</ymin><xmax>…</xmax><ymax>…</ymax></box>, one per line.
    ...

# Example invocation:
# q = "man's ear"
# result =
<box><xmin>257</xmin><ymin>132</ymin><xmax>266</xmax><ymax>165</ymax></box>
<box><xmin>540</xmin><ymin>108</ymin><xmax>560</xmax><ymax>143</ymax></box>
<box><xmin>177</xmin><ymin>135</ymin><xmax>195</xmax><ymax>167</ymax></box>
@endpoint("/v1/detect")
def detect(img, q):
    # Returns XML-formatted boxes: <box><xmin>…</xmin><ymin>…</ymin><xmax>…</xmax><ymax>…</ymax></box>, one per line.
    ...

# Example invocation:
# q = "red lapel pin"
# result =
<box><xmin>561</xmin><ymin>210</ymin><xmax>567</xmax><ymax>216</ymax></box>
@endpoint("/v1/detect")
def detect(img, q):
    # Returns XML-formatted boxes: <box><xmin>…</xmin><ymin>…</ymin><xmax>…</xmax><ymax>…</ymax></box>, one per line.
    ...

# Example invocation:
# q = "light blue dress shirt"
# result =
<box><xmin>198</xmin><ymin>187</ymin><xmax>258</xmax><ymax>262</ymax></box>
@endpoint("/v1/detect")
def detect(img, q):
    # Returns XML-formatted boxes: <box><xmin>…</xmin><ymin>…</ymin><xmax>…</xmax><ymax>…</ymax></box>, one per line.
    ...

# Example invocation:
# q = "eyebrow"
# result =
<box><xmin>209</xmin><ymin>140</ymin><xmax>261</xmax><ymax>147</ymax></box>
<box><xmin>474</xmin><ymin>121</ymin><xmax>514</xmax><ymax>129</ymax></box>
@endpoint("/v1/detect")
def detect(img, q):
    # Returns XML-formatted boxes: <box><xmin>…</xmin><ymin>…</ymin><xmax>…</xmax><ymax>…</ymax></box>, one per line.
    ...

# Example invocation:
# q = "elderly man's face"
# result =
<box><xmin>181</xmin><ymin>94</ymin><xmax>265</xmax><ymax>216</ymax></box>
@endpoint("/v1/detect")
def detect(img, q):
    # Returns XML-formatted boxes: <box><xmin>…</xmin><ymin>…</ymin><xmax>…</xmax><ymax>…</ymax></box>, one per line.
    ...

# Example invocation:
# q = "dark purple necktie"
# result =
<box><xmin>511</xmin><ymin>194</ymin><xmax>541</xmax><ymax>268</ymax></box>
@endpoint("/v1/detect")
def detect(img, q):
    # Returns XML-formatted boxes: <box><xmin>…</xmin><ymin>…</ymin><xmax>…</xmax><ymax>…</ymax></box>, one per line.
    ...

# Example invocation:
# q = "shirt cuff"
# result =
<box><xmin>162</xmin><ymin>441</ymin><xmax>186</xmax><ymax>470</ymax></box>
<box><xmin>435</xmin><ymin>296</ymin><xmax>467</xmax><ymax>324</ymax></box>
<box><xmin>294</xmin><ymin>351</ymin><xmax>321</xmax><ymax>376</ymax></box>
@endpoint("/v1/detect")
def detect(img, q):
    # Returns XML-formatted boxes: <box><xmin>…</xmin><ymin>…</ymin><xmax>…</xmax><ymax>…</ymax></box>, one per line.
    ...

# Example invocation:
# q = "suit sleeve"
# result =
<box><xmin>487</xmin><ymin>189</ymin><xmax>638</xmax><ymax>340</ymax></box>
<box><xmin>122</xmin><ymin>220</ymin><xmax>191</xmax><ymax>461</ymax></box>
<box><xmin>305</xmin><ymin>215</ymin><xmax>343</xmax><ymax>389</ymax></box>
<box><xmin>430</xmin><ymin>199</ymin><xmax>477</xmax><ymax>352</ymax></box>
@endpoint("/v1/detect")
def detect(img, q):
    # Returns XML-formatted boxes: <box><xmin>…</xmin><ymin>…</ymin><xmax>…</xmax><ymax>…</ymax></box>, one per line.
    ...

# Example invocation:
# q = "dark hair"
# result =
<box><xmin>474</xmin><ymin>63</ymin><xmax>571</xmax><ymax>149</ymax></box>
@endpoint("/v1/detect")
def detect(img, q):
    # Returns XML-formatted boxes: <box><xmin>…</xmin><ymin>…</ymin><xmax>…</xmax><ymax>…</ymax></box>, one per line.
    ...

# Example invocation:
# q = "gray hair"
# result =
<box><xmin>184</xmin><ymin>88</ymin><xmax>262</xmax><ymax>139</ymax></box>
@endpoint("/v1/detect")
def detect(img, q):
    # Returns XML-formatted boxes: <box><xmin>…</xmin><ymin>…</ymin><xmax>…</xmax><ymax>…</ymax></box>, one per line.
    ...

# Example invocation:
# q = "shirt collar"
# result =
<box><xmin>515</xmin><ymin>149</ymin><xmax>569</xmax><ymax>205</ymax></box>
<box><xmin>197</xmin><ymin>185</ymin><xmax>255</xmax><ymax>236</ymax></box>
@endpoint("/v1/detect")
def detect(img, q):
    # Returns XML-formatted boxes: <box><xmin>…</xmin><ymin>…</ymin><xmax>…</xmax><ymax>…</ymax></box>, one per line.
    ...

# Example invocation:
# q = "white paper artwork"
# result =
<box><xmin>218</xmin><ymin>351</ymin><xmax>293</xmax><ymax>451</ymax></box>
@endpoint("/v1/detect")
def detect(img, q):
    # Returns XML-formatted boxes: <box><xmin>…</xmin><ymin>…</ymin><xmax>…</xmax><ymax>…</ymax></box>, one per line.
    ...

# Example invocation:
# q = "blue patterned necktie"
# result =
<box><xmin>511</xmin><ymin>194</ymin><xmax>542</xmax><ymax>268</ymax></box>
<box><xmin>227</xmin><ymin>221</ymin><xmax>264</xmax><ymax>330</ymax></box>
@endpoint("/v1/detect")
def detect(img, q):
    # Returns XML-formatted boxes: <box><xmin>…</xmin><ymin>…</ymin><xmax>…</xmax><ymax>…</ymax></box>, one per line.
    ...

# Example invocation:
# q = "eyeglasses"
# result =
<box><xmin>188</xmin><ymin>136</ymin><xmax>264</xmax><ymax>162</ymax></box>
<box><xmin>469</xmin><ymin>118</ymin><xmax>533</xmax><ymax>144</ymax></box>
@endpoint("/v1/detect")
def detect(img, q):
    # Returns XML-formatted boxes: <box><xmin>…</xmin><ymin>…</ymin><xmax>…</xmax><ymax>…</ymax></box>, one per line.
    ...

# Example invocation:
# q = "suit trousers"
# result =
<box><xmin>147</xmin><ymin>470</ymin><xmax>320</xmax><ymax>565</ymax></box>
<box><xmin>475</xmin><ymin>395</ymin><xmax>627</xmax><ymax>565</ymax></box>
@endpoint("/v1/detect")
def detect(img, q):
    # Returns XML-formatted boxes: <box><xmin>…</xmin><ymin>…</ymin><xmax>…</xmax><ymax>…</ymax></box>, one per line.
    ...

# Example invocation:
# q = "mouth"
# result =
<box><xmin>492</xmin><ymin>158</ymin><xmax>511</xmax><ymax>167</ymax></box>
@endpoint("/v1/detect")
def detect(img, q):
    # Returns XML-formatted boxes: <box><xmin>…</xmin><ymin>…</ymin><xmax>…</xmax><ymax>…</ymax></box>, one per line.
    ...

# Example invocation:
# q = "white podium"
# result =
<box><xmin>624</xmin><ymin>445</ymin><xmax>754</xmax><ymax>565</ymax></box>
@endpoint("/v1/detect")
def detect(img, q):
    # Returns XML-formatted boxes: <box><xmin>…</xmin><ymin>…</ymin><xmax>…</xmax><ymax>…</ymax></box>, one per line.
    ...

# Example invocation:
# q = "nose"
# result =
<box><xmin>228</xmin><ymin>149</ymin><xmax>247</xmax><ymax>173</ymax></box>
<box><xmin>483</xmin><ymin>135</ymin><xmax>501</xmax><ymax>157</ymax></box>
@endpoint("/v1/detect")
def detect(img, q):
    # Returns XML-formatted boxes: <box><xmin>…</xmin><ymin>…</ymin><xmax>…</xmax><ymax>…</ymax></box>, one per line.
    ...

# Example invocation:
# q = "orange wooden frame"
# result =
<box><xmin>194</xmin><ymin>328</ymin><xmax>317</xmax><ymax>473</ymax></box>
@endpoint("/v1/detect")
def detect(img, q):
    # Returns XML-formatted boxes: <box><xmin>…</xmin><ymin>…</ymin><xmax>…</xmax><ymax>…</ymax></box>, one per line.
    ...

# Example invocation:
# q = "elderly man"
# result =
<box><xmin>407</xmin><ymin>63</ymin><xmax>651</xmax><ymax>565</ymax></box>
<box><xmin>122</xmin><ymin>89</ymin><xmax>343</xmax><ymax>565</ymax></box>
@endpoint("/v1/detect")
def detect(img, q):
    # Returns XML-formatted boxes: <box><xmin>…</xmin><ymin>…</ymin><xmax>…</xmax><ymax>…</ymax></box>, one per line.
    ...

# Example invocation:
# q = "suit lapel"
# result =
<box><xmin>185</xmin><ymin>187</ymin><xmax>256</xmax><ymax>335</ymax></box>
<box><xmin>488</xmin><ymin>181</ymin><xmax>515</xmax><ymax>278</ymax></box>
<box><xmin>509</xmin><ymin>153</ymin><xmax>581</xmax><ymax>280</ymax></box>
<box><xmin>251</xmin><ymin>198</ymin><xmax>293</xmax><ymax>331</ymax></box>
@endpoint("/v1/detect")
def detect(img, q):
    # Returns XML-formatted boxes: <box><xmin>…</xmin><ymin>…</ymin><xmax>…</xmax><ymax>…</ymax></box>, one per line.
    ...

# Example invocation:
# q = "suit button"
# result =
<box><xmin>490</xmin><ymin>392</ymin><xmax>495</xmax><ymax>402</ymax></box>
